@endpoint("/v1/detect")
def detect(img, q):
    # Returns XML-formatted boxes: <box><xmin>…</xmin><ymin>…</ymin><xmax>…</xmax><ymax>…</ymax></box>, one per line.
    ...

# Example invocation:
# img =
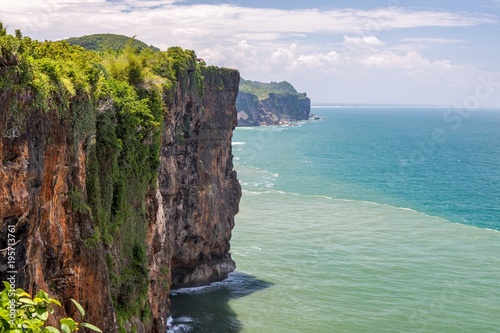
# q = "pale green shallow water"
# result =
<box><xmin>169</xmin><ymin>108</ymin><xmax>500</xmax><ymax>333</ymax></box>
<box><xmin>229</xmin><ymin>190</ymin><xmax>500</xmax><ymax>333</ymax></box>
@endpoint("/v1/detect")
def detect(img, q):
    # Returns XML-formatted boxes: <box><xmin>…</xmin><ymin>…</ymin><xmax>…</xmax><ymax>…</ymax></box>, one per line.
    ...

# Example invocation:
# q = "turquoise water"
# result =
<box><xmin>169</xmin><ymin>107</ymin><xmax>500</xmax><ymax>332</ymax></box>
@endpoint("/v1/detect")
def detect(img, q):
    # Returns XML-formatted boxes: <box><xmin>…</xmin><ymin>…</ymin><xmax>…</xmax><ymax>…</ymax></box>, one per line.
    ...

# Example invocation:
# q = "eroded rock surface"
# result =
<box><xmin>0</xmin><ymin>54</ymin><xmax>240</xmax><ymax>333</ymax></box>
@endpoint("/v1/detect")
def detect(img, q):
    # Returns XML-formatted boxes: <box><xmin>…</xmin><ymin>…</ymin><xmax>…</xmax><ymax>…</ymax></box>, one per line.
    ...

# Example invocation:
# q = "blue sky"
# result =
<box><xmin>1</xmin><ymin>0</ymin><xmax>499</xmax><ymax>106</ymax></box>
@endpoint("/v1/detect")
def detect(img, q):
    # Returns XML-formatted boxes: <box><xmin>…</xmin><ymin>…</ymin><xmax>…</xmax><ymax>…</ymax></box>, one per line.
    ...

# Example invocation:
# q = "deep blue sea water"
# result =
<box><xmin>262</xmin><ymin>107</ymin><xmax>500</xmax><ymax>230</ymax></box>
<box><xmin>169</xmin><ymin>107</ymin><xmax>500</xmax><ymax>333</ymax></box>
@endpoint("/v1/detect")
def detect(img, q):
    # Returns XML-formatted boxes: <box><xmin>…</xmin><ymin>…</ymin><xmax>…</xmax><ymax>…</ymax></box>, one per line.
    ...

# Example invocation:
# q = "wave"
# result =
<box><xmin>170</xmin><ymin>272</ymin><xmax>272</xmax><ymax>298</ymax></box>
<box><xmin>170</xmin><ymin>273</ymin><xmax>245</xmax><ymax>296</ymax></box>
<box><xmin>242</xmin><ymin>189</ymin><xmax>299</xmax><ymax>196</ymax></box>
<box><xmin>167</xmin><ymin>316</ymin><xmax>194</xmax><ymax>333</ymax></box>
<box><xmin>234</xmin><ymin>126</ymin><xmax>259</xmax><ymax>131</ymax></box>
<box><xmin>235</xmin><ymin>125</ymin><xmax>290</xmax><ymax>133</ymax></box>
<box><xmin>170</xmin><ymin>280</ymin><xmax>228</xmax><ymax>296</ymax></box>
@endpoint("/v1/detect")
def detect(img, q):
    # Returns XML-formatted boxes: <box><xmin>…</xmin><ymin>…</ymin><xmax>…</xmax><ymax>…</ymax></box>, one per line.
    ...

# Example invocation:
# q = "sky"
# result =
<box><xmin>1</xmin><ymin>0</ymin><xmax>500</xmax><ymax>106</ymax></box>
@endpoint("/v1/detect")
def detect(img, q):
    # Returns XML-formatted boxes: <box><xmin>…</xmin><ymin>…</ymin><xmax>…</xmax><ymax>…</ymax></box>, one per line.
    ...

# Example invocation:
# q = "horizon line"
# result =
<box><xmin>311</xmin><ymin>103</ymin><xmax>500</xmax><ymax>109</ymax></box>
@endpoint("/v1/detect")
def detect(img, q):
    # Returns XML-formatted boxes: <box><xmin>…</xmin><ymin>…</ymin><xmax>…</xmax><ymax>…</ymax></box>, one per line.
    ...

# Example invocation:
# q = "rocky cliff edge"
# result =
<box><xmin>0</xmin><ymin>31</ymin><xmax>240</xmax><ymax>333</ymax></box>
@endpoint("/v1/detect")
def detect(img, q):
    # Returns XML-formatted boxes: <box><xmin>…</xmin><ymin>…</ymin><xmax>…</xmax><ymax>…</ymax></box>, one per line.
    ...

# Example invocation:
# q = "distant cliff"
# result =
<box><xmin>236</xmin><ymin>79</ymin><xmax>310</xmax><ymax>126</ymax></box>
<box><xmin>0</xmin><ymin>28</ymin><xmax>240</xmax><ymax>333</ymax></box>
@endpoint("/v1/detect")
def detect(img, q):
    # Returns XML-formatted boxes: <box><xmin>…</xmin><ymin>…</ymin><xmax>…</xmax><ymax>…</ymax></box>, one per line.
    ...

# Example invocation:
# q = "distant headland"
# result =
<box><xmin>236</xmin><ymin>79</ymin><xmax>311</xmax><ymax>126</ymax></box>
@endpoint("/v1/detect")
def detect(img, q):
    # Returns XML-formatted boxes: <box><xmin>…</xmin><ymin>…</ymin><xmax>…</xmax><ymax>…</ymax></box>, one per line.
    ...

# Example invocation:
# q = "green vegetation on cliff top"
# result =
<box><xmin>0</xmin><ymin>22</ymin><xmax>204</xmax><ymax>329</ymax></box>
<box><xmin>239</xmin><ymin>78</ymin><xmax>307</xmax><ymax>99</ymax></box>
<box><xmin>65</xmin><ymin>33</ymin><xmax>160</xmax><ymax>52</ymax></box>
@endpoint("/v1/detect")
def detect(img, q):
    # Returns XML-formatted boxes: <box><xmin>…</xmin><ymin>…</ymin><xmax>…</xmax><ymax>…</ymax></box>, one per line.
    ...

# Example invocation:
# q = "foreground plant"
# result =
<box><xmin>0</xmin><ymin>281</ymin><xmax>102</xmax><ymax>333</ymax></box>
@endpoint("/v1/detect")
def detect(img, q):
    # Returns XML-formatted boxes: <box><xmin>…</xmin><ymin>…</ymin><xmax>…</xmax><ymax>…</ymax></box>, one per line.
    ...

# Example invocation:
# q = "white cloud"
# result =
<box><xmin>0</xmin><ymin>0</ymin><xmax>107</xmax><ymax>13</ymax></box>
<box><xmin>400</xmin><ymin>37</ymin><xmax>464</xmax><ymax>44</ymax></box>
<box><xmin>340</xmin><ymin>35</ymin><xmax>385</xmax><ymax>56</ymax></box>
<box><xmin>0</xmin><ymin>2</ymin><xmax>497</xmax><ymax>105</ymax></box>
<box><xmin>292</xmin><ymin>52</ymin><xmax>340</xmax><ymax>70</ymax></box>
<box><xmin>391</xmin><ymin>37</ymin><xmax>468</xmax><ymax>53</ymax></box>
<box><xmin>238</xmin><ymin>40</ymin><xmax>250</xmax><ymax>50</ymax></box>
<box><xmin>234</xmin><ymin>33</ymin><xmax>283</xmax><ymax>41</ymax></box>
<box><xmin>343</xmin><ymin>36</ymin><xmax>385</xmax><ymax>47</ymax></box>
<box><xmin>286</xmin><ymin>47</ymin><xmax>457</xmax><ymax>78</ymax></box>
<box><xmin>198</xmin><ymin>41</ymin><xmax>270</xmax><ymax>75</ymax></box>
<box><xmin>0</xmin><ymin>3</ymin><xmax>494</xmax><ymax>46</ymax></box>
<box><xmin>270</xmin><ymin>43</ymin><xmax>297</xmax><ymax>62</ymax></box>
<box><xmin>60</xmin><ymin>0</ymin><xmax>107</xmax><ymax>3</ymax></box>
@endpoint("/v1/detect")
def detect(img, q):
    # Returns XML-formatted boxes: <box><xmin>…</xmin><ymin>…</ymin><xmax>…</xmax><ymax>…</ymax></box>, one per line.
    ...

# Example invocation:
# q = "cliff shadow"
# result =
<box><xmin>168</xmin><ymin>272</ymin><xmax>273</xmax><ymax>333</ymax></box>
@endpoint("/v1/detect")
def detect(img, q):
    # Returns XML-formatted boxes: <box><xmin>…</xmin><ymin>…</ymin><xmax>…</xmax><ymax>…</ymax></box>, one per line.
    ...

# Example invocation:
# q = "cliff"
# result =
<box><xmin>160</xmin><ymin>65</ymin><xmax>240</xmax><ymax>289</ymax></box>
<box><xmin>236</xmin><ymin>79</ymin><xmax>311</xmax><ymax>126</ymax></box>
<box><xmin>0</xmin><ymin>28</ymin><xmax>240</xmax><ymax>333</ymax></box>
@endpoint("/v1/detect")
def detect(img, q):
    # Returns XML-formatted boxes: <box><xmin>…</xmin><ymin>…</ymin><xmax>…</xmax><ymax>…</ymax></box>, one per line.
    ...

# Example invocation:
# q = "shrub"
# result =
<box><xmin>0</xmin><ymin>281</ymin><xmax>101</xmax><ymax>333</ymax></box>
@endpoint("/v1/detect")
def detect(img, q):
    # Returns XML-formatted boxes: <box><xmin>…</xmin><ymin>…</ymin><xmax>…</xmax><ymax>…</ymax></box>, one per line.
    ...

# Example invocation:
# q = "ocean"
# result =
<box><xmin>168</xmin><ymin>106</ymin><xmax>500</xmax><ymax>333</ymax></box>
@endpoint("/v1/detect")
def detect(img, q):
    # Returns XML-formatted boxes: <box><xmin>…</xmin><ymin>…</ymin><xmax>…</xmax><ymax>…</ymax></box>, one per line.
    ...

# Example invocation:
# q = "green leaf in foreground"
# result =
<box><xmin>19</xmin><ymin>297</ymin><xmax>36</xmax><ymax>305</ymax></box>
<box><xmin>80</xmin><ymin>322</ymin><xmax>103</xmax><ymax>332</ymax></box>
<box><xmin>43</xmin><ymin>326</ymin><xmax>61</xmax><ymax>333</ymax></box>
<box><xmin>36</xmin><ymin>306</ymin><xmax>50</xmax><ymax>320</ymax></box>
<box><xmin>71</xmin><ymin>299</ymin><xmax>85</xmax><ymax>317</ymax></box>
<box><xmin>49</xmin><ymin>298</ymin><xmax>62</xmax><ymax>306</ymax></box>
<box><xmin>61</xmin><ymin>323</ymin><xmax>71</xmax><ymax>333</ymax></box>
<box><xmin>60</xmin><ymin>318</ymin><xmax>77</xmax><ymax>330</ymax></box>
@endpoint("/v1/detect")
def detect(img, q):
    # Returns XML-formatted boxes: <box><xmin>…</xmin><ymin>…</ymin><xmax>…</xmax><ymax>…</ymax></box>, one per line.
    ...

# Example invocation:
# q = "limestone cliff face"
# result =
<box><xmin>236</xmin><ymin>91</ymin><xmax>311</xmax><ymax>126</ymax></box>
<box><xmin>0</xmin><ymin>52</ymin><xmax>240</xmax><ymax>333</ymax></box>
<box><xmin>158</xmin><ymin>66</ymin><xmax>241</xmax><ymax>289</ymax></box>
<box><xmin>0</xmin><ymin>89</ymin><xmax>116</xmax><ymax>329</ymax></box>
<box><xmin>235</xmin><ymin>91</ymin><xmax>260</xmax><ymax>126</ymax></box>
